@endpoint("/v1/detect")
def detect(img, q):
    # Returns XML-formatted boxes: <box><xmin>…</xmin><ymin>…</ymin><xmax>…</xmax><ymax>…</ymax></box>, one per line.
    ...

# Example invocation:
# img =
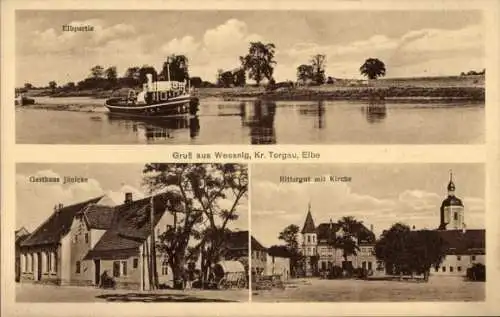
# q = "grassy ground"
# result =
<box><xmin>16</xmin><ymin>283</ymin><xmax>249</xmax><ymax>302</ymax></box>
<box><xmin>252</xmin><ymin>276</ymin><xmax>484</xmax><ymax>302</ymax></box>
<box><xmin>20</xmin><ymin>75</ymin><xmax>484</xmax><ymax>102</ymax></box>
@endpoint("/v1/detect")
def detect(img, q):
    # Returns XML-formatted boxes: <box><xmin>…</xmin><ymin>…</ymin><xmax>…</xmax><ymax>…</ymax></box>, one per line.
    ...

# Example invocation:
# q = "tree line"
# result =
<box><xmin>22</xmin><ymin>41</ymin><xmax>392</xmax><ymax>92</ymax></box>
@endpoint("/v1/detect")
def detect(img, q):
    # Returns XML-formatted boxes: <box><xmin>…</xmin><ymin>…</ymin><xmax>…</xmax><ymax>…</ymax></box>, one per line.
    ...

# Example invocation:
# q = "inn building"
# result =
<box><xmin>18</xmin><ymin>193</ymin><xmax>176</xmax><ymax>290</ymax></box>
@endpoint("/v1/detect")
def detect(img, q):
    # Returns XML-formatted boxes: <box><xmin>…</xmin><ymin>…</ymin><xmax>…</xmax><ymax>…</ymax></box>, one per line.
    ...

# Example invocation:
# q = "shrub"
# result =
<box><xmin>466</xmin><ymin>263</ymin><xmax>485</xmax><ymax>281</ymax></box>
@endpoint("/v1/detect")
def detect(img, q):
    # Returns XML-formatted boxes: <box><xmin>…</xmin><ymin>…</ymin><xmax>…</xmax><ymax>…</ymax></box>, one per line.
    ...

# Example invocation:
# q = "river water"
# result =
<box><xmin>16</xmin><ymin>98</ymin><xmax>484</xmax><ymax>144</ymax></box>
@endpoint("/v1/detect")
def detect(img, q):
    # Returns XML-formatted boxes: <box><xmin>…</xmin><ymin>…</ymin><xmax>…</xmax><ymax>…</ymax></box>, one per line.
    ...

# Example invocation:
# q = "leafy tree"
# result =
<box><xmin>142</xmin><ymin>163</ymin><xmax>248</xmax><ymax>287</ymax></box>
<box><xmin>218</xmin><ymin>70</ymin><xmax>234</xmax><ymax>88</ymax></box>
<box><xmin>297</xmin><ymin>64</ymin><xmax>314</xmax><ymax>83</ymax></box>
<box><xmin>66</xmin><ymin>82</ymin><xmax>75</xmax><ymax>89</ymax></box>
<box><xmin>139</xmin><ymin>65</ymin><xmax>158</xmax><ymax>84</ymax></box>
<box><xmin>278</xmin><ymin>224</ymin><xmax>300</xmax><ymax>251</ymax></box>
<box><xmin>48</xmin><ymin>81</ymin><xmax>57</xmax><ymax>91</ymax></box>
<box><xmin>160</xmin><ymin>55</ymin><xmax>189</xmax><ymax>82</ymax></box>
<box><xmin>278</xmin><ymin>224</ymin><xmax>302</xmax><ymax>277</ymax></box>
<box><xmin>233</xmin><ymin>68</ymin><xmax>246</xmax><ymax>87</ymax></box>
<box><xmin>90</xmin><ymin>65</ymin><xmax>104</xmax><ymax>79</ymax></box>
<box><xmin>326</xmin><ymin>76</ymin><xmax>334</xmax><ymax>84</ymax></box>
<box><xmin>375</xmin><ymin>223</ymin><xmax>446</xmax><ymax>281</ymax></box>
<box><xmin>310</xmin><ymin>54</ymin><xmax>326</xmax><ymax>85</ymax></box>
<box><xmin>24</xmin><ymin>83</ymin><xmax>33</xmax><ymax>89</ymax></box>
<box><xmin>104</xmin><ymin>66</ymin><xmax>118</xmax><ymax>84</ymax></box>
<box><xmin>189</xmin><ymin>77</ymin><xmax>202</xmax><ymax>88</ymax></box>
<box><xmin>240</xmin><ymin>42</ymin><xmax>276</xmax><ymax>85</ymax></box>
<box><xmin>360</xmin><ymin>58</ymin><xmax>386</xmax><ymax>80</ymax></box>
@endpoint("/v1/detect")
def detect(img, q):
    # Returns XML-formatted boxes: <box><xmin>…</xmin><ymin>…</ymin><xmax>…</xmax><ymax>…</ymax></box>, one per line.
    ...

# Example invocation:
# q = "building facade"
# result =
<box><xmin>434</xmin><ymin>172</ymin><xmax>485</xmax><ymax>276</ymax></box>
<box><xmin>19</xmin><ymin>193</ymin><xmax>175</xmax><ymax>290</ymax></box>
<box><xmin>300</xmin><ymin>204</ymin><xmax>377</xmax><ymax>277</ymax></box>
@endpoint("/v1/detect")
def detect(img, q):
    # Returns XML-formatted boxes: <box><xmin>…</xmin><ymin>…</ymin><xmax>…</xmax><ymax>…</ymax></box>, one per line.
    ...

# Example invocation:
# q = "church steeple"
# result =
<box><xmin>447</xmin><ymin>170</ymin><xmax>456</xmax><ymax>195</ymax></box>
<box><xmin>301</xmin><ymin>202</ymin><xmax>316</xmax><ymax>234</ymax></box>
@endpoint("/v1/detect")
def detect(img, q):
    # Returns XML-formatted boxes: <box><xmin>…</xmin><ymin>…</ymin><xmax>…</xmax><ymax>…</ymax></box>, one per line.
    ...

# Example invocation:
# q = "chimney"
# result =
<box><xmin>370</xmin><ymin>224</ymin><xmax>374</xmax><ymax>233</ymax></box>
<box><xmin>329</xmin><ymin>218</ymin><xmax>333</xmax><ymax>229</ymax></box>
<box><xmin>124</xmin><ymin>192</ymin><xmax>133</xmax><ymax>204</ymax></box>
<box><xmin>58</xmin><ymin>203</ymin><xmax>64</xmax><ymax>209</ymax></box>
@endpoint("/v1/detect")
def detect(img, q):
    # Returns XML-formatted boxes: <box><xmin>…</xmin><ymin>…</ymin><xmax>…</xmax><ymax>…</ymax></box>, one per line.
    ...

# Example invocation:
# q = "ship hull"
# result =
<box><xmin>105</xmin><ymin>95</ymin><xmax>194</xmax><ymax>118</ymax></box>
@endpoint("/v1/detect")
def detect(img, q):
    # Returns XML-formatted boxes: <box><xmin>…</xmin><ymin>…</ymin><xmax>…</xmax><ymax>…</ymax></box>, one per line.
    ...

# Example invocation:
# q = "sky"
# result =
<box><xmin>251</xmin><ymin>164</ymin><xmax>485</xmax><ymax>248</ymax></box>
<box><xmin>16</xmin><ymin>10</ymin><xmax>484</xmax><ymax>87</ymax></box>
<box><xmin>16</xmin><ymin>164</ymin><xmax>249</xmax><ymax>233</ymax></box>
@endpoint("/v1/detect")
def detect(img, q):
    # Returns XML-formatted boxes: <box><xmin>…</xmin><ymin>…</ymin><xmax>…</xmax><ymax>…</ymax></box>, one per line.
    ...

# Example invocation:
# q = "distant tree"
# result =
<box><xmin>90</xmin><ymin>65</ymin><xmax>104</xmax><ymax>79</ymax></box>
<box><xmin>240</xmin><ymin>42</ymin><xmax>276</xmax><ymax>86</ymax></box>
<box><xmin>360</xmin><ymin>58</ymin><xmax>386</xmax><ymax>80</ymax></box>
<box><xmin>233</xmin><ymin>68</ymin><xmax>246</xmax><ymax>87</ymax></box>
<box><xmin>66</xmin><ymin>82</ymin><xmax>75</xmax><ymax>89</ymax></box>
<box><xmin>24</xmin><ymin>83</ymin><xmax>33</xmax><ymax>89</ymax></box>
<box><xmin>297</xmin><ymin>64</ymin><xmax>314</xmax><ymax>83</ymax></box>
<box><xmin>310</xmin><ymin>54</ymin><xmax>326</xmax><ymax>85</ymax></box>
<box><xmin>104</xmin><ymin>66</ymin><xmax>118</xmax><ymax>84</ymax></box>
<box><xmin>326</xmin><ymin>76</ymin><xmax>334</xmax><ymax>84</ymax></box>
<box><xmin>278</xmin><ymin>224</ymin><xmax>300</xmax><ymax>251</ymax></box>
<box><xmin>124</xmin><ymin>67</ymin><xmax>141</xmax><ymax>80</ymax></box>
<box><xmin>217</xmin><ymin>71</ymin><xmax>234</xmax><ymax>88</ymax></box>
<box><xmin>48</xmin><ymin>81</ymin><xmax>57</xmax><ymax>91</ymax></box>
<box><xmin>160</xmin><ymin>55</ymin><xmax>189</xmax><ymax>82</ymax></box>
<box><xmin>138</xmin><ymin>65</ymin><xmax>158</xmax><ymax>84</ymax></box>
<box><xmin>189</xmin><ymin>77</ymin><xmax>203</xmax><ymax>88</ymax></box>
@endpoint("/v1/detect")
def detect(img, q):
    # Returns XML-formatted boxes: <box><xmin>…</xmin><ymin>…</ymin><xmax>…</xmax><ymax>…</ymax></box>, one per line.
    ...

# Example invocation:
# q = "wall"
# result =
<box><xmin>100</xmin><ymin>253</ymin><xmax>142</xmax><ymax>290</ymax></box>
<box><xmin>266</xmin><ymin>256</ymin><xmax>290</xmax><ymax>280</ymax></box>
<box><xmin>69</xmin><ymin>216</ymin><xmax>94</xmax><ymax>286</ymax></box>
<box><xmin>20</xmin><ymin>245</ymin><xmax>60</xmax><ymax>285</ymax></box>
<box><xmin>433</xmin><ymin>254</ymin><xmax>485</xmax><ymax>276</ymax></box>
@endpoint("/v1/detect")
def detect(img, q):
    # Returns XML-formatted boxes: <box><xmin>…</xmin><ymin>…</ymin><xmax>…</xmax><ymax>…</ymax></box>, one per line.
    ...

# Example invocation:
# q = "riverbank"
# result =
<box><xmin>20</xmin><ymin>75</ymin><xmax>485</xmax><ymax>103</ymax></box>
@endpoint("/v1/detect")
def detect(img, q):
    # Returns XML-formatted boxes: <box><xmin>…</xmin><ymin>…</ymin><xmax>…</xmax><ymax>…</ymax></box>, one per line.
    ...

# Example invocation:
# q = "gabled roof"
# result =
<box><xmin>224</xmin><ymin>230</ymin><xmax>266</xmax><ymax>252</ymax></box>
<box><xmin>21</xmin><ymin>196</ymin><xmax>103</xmax><ymax>247</ymax></box>
<box><xmin>437</xmin><ymin>229</ymin><xmax>485</xmax><ymax>255</ymax></box>
<box><xmin>301</xmin><ymin>210</ymin><xmax>316</xmax><ymax>234</ymax></box>
<box><xmin>85</xmin><ymin>194</ymin><xmax>172</xmax><ymax>259</ymax></box>
<box><xmin>267</xmin><ymin>245</ymin><xmax>293</xmax><ymax>258</ymax></box>
<box><xmin>82</xmin><ymin>204</ymin><xmax>116</xmax><ymax>230</ymax></box>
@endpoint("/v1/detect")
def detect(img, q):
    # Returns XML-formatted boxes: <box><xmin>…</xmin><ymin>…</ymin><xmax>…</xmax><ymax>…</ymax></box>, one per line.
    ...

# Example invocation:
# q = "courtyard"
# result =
<box><xmin>16</xmin><ymin>283</ymin><xmax>249</xmax><ymax>302</ymax></box>
<box><xmin>252</xmin><ymin>276</ymin><xmax>484</xmax><ymax>302</ymax></box>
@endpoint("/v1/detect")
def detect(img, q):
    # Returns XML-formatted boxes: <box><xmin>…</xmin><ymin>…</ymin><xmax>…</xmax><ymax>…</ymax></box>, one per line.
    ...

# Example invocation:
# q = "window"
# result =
<box><xmin>434</xmin><ymin>267</ymin><xmax>438</xmax><ymax>272</ymax></box>
<box><xmin>85</xmin><ymin>233</ymin><xmax>89</xmax><ymax>243</ymax></box>
<box><xmin>133</xmin><ymin>258</ymin><xmax>139</xmax><ymax>269</ymax></box>
<box><xmin>457</xmin><ymin>255</ymin><xmax>461</xmax><ymax>261</ymax></box>
<box><xmin>162</xmin><ymin>261</ymin><xmax>169</xmax><ymax>275</ymax></box>
<box><xmin>454</xmin><ymin>212</ymin><xmax>458</xmax><ymax>220</ymax></box>
<box><xmin>122</xmin><ymin>261</ymin><xmax>127</xmax><ymax>276</ymax></box>
<box><xmin>53</xmin><ymin>252</ymin><xmax>57</xmax><ymax>272</ymax></box>
<box><xmin>76</xmin><ymin>261</ymin><xmax>81</xmax><ymax>274</ymax></box>
<box><xmin>113</xmin><ymin>261</ymin><xmax>120</xmax><ymax>277</ymax></box>
<box><xmin>307</xmin><ymin>236</ymin><xmax>311</xmax><ymax>243</ymax></box>
<box><xmin>75</xmin><ymin>235</ymin><xmax>78</xmax><ymax>243</ymax></box>
<box><xmin>23</xmin><ymin>254</ymin><xmax>27</xmax><ymax>272</ymax></box>
<box><xmin>368</xmin><ymin>262</ymin><xmax>373</xmax><ymax>271</ymax></box>
<box><xmin>30</xmin><ymin>254</ymin><xmax>34</xmax><ymax>272</ymax></box>
<box><xmin>442</xmin><ymin>266</ymin><xmax>446</xmax><ymax>272</ymax></box>
<box><xmin>457</xmin><ymin>266</ymin><xmax>462</xmax><ymax>272</ymax></box>
<box><xmin>450</xmin><ymin>266</ymin><xmax>454</xmax><ymax>272</ymax></box>
<box><xmin>472</xmin><ymin>256</ymin><xmax>476</xmax><ymax>261</ymax></box>
<box><xmin>312</xmin><ymin>235</ymin><xmax>315</xmax><ymax>243</ymax></box>
<box><xmin>46</xmin><ymin>252</ymin><xmax>51</xmax><ymax>273</ymax></box>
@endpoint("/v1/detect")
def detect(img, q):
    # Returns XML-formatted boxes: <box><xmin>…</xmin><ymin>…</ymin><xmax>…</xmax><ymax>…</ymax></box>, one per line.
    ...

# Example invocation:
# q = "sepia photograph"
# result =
<box><xmin>15</xmin><ymin>163</ymin><xmax>249</xmax><ymax>302</ymax></box>
<box><xmin>250</xmin><ymin>164</ymin><xmax>485</xmax><ymax>302</ymax></box>
<box><xmin>15</xmin><ymin>10</ymin><xmax>484</xmax><ymax>145</ymax></box>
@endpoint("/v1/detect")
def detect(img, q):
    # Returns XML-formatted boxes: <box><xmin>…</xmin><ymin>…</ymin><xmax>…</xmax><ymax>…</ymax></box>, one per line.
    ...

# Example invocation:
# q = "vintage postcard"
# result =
<box><xmin>251</xmin><ymin>163</ymin><xmax>485</xmax><ymax>302</ymax></box>
<box><xmin>15</xmin><ymin>163</ymin><xmax>249</xmax><ymax>302</ymax></box>
<box><xmin>14</xmin><ymin>9</ymin><xmax>485</xmax><ymax>145</ymax></box>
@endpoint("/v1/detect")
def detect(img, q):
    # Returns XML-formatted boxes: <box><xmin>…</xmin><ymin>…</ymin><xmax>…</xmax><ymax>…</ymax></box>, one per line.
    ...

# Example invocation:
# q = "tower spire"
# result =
<box><xmin>447</xmin><ymin>169</ymin><xmax>456</xmax><ymax>193</ymax></box>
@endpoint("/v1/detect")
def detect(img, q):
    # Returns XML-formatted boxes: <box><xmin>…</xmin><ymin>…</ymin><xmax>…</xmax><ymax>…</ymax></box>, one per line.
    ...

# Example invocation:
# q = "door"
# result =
<box><xmin>36</xmin><ymin>253</ymin><xmax>42</xmax><ymax>281</ymax></box>
<box><xmin>94</xmin><ymin>260</ymin><xmax>101</xmax><ymax>285</ymax></box>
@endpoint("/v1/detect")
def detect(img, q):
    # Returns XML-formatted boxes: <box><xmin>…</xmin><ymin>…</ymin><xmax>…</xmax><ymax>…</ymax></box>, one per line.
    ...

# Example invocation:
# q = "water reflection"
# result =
<box><xmin>297</xmin><ymin>101</ymin><xmax>326</xmax><ymax>129</ymax></box>
<box><xmin>240</xmin><ymin>100</ymin><xmax>277</xmax><ymax>144</ymax></box>
<box><xmin>107</xmin><ymin>114</ymin><xmax>200</xmax><ymax>142</ymax></box>
<box><xmin>363</xmin><ymin>102</ymin><xmax>387</xmax><ymax>124</ymax></box>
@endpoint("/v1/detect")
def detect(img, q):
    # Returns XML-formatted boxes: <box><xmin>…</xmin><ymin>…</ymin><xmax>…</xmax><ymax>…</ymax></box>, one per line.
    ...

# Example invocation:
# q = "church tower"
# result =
<box><xmin>439</xmin><ymin>171</ymin><xmax>465</xmax><ymax>230</ymax></box>
<box><xmin>301</xmin><ymin>202</ymin><xmax>317</xmax><ymax>276</ymax></box>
